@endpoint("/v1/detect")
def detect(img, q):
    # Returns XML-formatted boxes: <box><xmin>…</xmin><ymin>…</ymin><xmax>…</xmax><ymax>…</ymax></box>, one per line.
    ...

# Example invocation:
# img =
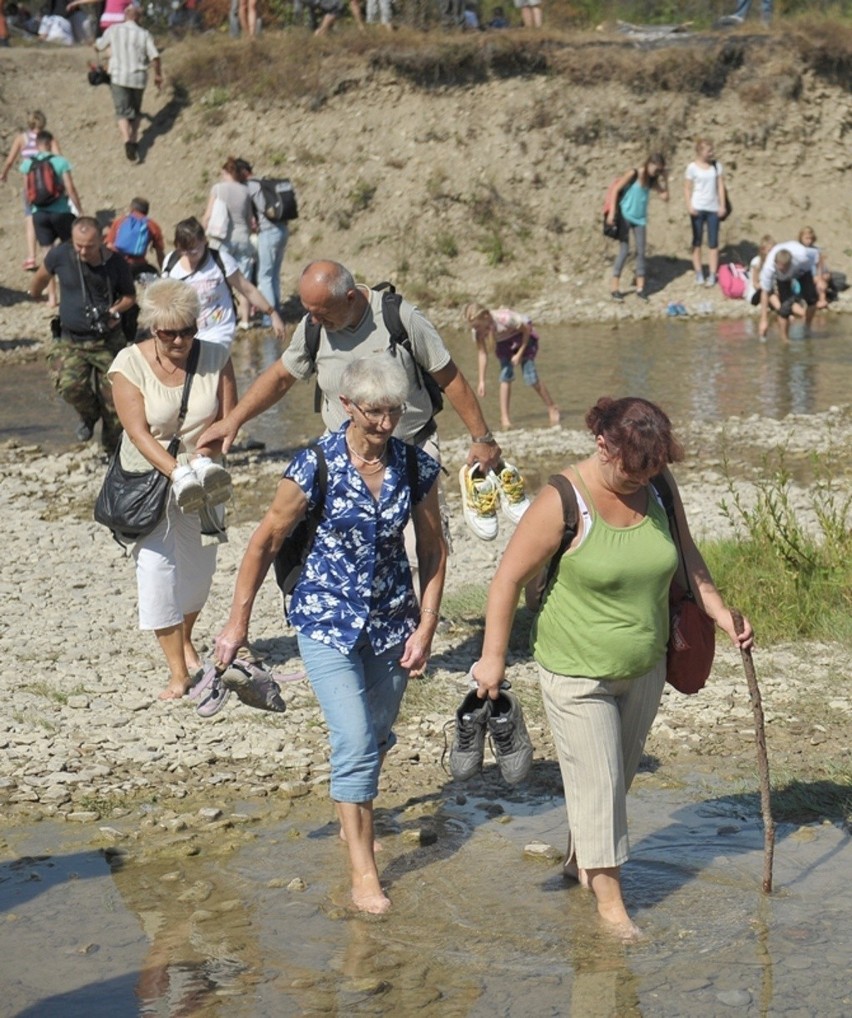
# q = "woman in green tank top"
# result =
<box><xmin>472</xmin><ymin>396</ymin><xmax>754</xmax><ymax>939</ymax></box>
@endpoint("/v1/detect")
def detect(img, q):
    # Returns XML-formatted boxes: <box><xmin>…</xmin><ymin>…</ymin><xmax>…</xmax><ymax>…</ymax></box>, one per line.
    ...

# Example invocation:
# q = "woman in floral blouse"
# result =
<box><xmin>214</xmin><ymin>354</ymin><xmax>447</xmax><ymax>914</ymax></box>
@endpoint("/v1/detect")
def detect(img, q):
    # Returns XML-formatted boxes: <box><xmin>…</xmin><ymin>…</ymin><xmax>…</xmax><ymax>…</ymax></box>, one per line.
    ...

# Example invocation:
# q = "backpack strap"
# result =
<box><xmin>650</xmin><ymin>471</ymin><xmax>689</xmax><ymax>593</ymax></box>
<box><xmin>543</xmin><ymin>473</ymin><xmax>579</xmax><ymax>590</ymax></box>
<box><xmin>207</xmin><ymin>247</ymin><xmax>238</xmax><ymax>316</ymax></box>
<box><xmin>405</xmin><ymin>442</ymin><xmax>420</xmax><ymax>502</ymax></box>
<box><xmin>163</xmin><ymin>249</ymin><xmax>179</xmax><ymax>276</ymax></box>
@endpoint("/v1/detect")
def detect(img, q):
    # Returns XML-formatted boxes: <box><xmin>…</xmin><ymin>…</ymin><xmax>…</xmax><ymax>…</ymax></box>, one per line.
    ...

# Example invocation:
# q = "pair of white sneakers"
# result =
<box><xmin>458</xmin><ymin>461</ymin><xmax>531</xmax><ymax>541</ymax></box>
<box><xmin>171</xmin><ymin>456</ymin><xmax>232</xmax><ymax>513</ymax></box>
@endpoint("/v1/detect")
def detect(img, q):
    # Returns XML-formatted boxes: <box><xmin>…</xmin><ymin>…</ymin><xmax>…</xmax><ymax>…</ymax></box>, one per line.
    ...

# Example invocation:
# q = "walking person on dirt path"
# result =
<box><xmin>93</xmin><ymin>3</ymin><xmax>162</xmax><ymax>164</ymax></box>
<box><xmin>471</xmin><ymin>396</ymin><xmax>753</xmax><ymax>939</ymax></box>
<box><xmin>29</xmin><ymin>216</ymin><xmax>136</xmax><ymax>451</ymax></box>
<box><xmin>213</xmin><ymin>354</ymin><xmax>447</xmax><ymax>915</ymax></box>
<box><xmin>1</xmin><ymin>110</ymin><xmax>62</xmax><ymax>274</ymax></box>
<box><xmin>607</xmin><ymin>153</ymin><xmax>669</xmax><ymax>303</ymax></box>
<box><xmin>17</xmin><ymin>130</ymin><xmax>81</xmax><ymax>308</ymax></box>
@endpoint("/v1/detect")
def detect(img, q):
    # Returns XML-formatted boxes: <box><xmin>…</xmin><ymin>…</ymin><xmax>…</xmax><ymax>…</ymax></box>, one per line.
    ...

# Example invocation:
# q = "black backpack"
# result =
<box><xmin>254</xmin><ymin>178</ymin><xmax>299</xmax><ymax>223</ymax></box>
<box><xmin>304</xmin><ymin>282</ymin><xmax>444</xmax><ymax>420</ymax></box>
<box><xmin>273</xmin><ymin>442</ymin><xmax>419</xmax><ymax>615</ymax></box>
<box><xmin>163</xmin><ymin>246</ymin><xmax>237</xmax><ymax>316</ymax></box>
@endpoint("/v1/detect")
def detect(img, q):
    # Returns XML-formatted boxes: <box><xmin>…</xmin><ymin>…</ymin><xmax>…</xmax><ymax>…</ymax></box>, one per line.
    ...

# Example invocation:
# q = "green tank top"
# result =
<box><xmin>532</xmin><ymin>472</ymin><xmax>678</xmax><ymax>680</ymax></box>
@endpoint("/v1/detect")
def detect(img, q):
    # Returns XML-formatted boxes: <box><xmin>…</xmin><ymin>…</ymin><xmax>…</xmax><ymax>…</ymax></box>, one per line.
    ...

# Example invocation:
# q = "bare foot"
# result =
<box><xmin>501</xmin><ymin>418</ymin><xmax>512</xmax><ymax>430</ymax></box>
<box><xmin>351</xmin><ymin>888</ymin><xmax>391</xmax><ymax>915</ymax></box>
<box><xmin>596</xmin><ymin>900</ymin><xmax>643</xmax><ymax>940</ymax></box>
<box><xmin>158</xmin><ymin>677</ymin><xmax>191</xmax><ymax>700</ymax></box>
<box><xmin>548</xmin><ymin>406</ymin><xmax>561</xmax><ymax>427</ymax></box>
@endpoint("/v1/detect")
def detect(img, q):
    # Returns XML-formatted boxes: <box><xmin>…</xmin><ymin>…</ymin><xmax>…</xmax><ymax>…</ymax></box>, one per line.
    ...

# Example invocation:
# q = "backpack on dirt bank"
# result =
<box><xmin>25</xmin><ymin>154</ymin><xmax>65</xmax><ymax>208</ymax></box>
<box><xmin>718</xmin><ymin>262</ymin><xmax>748</xmax><ymax>299</ymax></box>
<box><xmin>114</xmin><ymin>215</ymin><xmax>150</xmax><ymax>258</ymax></box>
<box><xmin>255</xmin><ymin>178</ymin><xmax>299</xmax><ymax>223</ymax></box>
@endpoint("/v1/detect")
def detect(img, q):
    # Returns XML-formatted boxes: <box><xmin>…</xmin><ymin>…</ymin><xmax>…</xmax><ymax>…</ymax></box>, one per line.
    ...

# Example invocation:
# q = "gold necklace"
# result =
<box><xmin>345</xmin><ymin>433</ymin><xmax>387</xmax><ymax>467</ymax></box>
<box><xmin>154</xmin><ymin>343</ymin><xmax>182</xmax><ymax>376</ymax></box>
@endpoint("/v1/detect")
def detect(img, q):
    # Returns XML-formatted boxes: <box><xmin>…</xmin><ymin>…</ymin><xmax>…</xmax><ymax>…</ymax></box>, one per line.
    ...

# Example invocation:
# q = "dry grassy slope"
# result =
<box><xmin>1</xmin><ymin>39</ymin><xmax>850</xmax><ymax>326</ymax></box>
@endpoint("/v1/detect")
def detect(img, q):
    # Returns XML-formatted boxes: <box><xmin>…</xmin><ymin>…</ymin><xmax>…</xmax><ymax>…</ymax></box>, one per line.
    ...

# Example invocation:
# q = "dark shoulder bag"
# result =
<box><xmin>652</xmin><ymin>473</ymin><xmax>716</xmax><ymax>694</ymax></box>
<box><xmin>94</xmin><ymin>343</ymin><xmax>200</xmax><ymax>547</ymax></box>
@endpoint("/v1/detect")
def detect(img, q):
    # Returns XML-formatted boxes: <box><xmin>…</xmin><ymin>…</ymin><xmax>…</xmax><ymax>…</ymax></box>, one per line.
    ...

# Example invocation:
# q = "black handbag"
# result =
<box><xmin>94</xmin><ymin>344</ymin><xmax>199</xmax><ymax>546</ymax></box>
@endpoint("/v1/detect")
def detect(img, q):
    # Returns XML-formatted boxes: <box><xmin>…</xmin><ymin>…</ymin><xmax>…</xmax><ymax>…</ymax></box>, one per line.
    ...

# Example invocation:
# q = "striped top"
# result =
<box><xmin>94</xmin><ymin>20</ymin><xmax>159</xmax><ymax>89</ymax></box>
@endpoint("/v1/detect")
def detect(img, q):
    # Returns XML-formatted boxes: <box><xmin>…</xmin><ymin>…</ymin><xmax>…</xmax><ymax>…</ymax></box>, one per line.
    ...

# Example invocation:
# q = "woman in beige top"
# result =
<box><xmin>108</xmin><ymin>279</ymin><xmax>237</xmax><ymax>700</ymax></box>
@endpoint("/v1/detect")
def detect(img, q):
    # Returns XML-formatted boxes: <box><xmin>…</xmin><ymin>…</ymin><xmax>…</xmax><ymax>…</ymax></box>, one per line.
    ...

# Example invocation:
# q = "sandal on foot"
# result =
<box><xmin>23</xmin><ymin>258</ymin><xmax>37</xmax><ymax>271</ymax></box>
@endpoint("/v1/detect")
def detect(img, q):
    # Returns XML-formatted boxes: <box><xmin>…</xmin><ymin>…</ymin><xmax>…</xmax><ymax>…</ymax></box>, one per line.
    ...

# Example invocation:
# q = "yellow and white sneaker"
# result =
<box><xmin>458</xmin><ymin>463</ymin><xmax>499</xmax><ymax>541</ymax></box>
<box><xmin>490</xmin><ymin>461</ymin><xmax>531</xmax><ymax>524</ymax></box>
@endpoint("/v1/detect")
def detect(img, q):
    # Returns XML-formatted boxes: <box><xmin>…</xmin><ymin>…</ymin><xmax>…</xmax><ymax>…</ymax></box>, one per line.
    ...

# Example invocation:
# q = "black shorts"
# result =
<box><xmin>777</xmin><ymin>272</ymin><xmax>818</xmax><ymax>314</ymax></box>
<box><xmin>33</xmin><ymin>210</ymin><xmax>75</xmax><ymax>247</ymax></box>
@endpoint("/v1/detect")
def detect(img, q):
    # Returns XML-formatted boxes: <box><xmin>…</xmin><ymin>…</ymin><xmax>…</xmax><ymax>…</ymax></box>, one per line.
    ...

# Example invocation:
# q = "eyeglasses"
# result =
<box><xmin>156</xmin><ymin>326</ymin><xmax>196</xmax><ymax>341</ymax></box>
<box><xmin>353</xmin><ymin>402</ymin><xmax>406</xmax><ymax>424</ymax></box>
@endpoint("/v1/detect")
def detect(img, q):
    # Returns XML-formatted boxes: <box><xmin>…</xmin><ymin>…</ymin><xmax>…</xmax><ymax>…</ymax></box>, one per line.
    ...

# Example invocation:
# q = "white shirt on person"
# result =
<box><xmin>759</xmin><ymin>241</ymin><xmax>819</xmax><ymax>293</ymax></box>
<box><xmin>685</xmin><ymin>161</ymin><xmax>722</xmax><ymax>213</ymax></box>
<box><xmin>164</xmin><ymin>247</ymin><xmax>238</xmax><ymax>348</ymax></box>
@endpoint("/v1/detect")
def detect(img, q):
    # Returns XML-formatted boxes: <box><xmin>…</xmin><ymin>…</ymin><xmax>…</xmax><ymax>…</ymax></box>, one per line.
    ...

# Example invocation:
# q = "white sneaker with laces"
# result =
<box><xmin>490</xmin><ymin>462</ymin><xmax>531</xmax><ymax>524</ymax></box>
<box><xmin>458</xmin><ymin>463</ymin><xmax>499</xmax><ymax>541</ymax></box>
<box><xmin>171</xmin><ymin>464</ymin><xmax>204</xmax><ymax>512</ymax></box>
<box><xmin>192</xmin><ymin>455</ymin><xmax>232</xmax><ymax>507</ymax></box>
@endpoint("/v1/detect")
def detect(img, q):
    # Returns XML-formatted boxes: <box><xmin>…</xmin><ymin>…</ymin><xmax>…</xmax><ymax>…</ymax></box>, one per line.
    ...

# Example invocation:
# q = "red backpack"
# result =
<box><xmin>718</xmin><ymin>263</ymin><xmax>749</xmax><ymax>299</ymax></box>
<box><xmin>25</xmin><ymin>155</ymin><xmax>65</xmax><ymax>208</ymax></box>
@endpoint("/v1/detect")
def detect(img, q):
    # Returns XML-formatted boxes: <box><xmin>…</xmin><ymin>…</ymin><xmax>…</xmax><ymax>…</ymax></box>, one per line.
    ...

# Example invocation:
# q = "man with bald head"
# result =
<box><xmin>30</xmin><ymin>217</ymin><xmax>136</xmax><ymax>451</ymax></box>
<box><xmin>200</xmin><ymin>260</ymin><xmax>502</xmax><ymax>474</ymax></box>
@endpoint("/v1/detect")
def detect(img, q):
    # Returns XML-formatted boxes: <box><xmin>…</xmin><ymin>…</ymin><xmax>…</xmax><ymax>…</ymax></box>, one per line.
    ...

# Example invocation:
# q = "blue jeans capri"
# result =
<box><xmin>690</xmin><ymin>210</ymin><xmax>720</xmax><ymax>249</ymax></box>
<box><xmin>499</xmin><ymin>356</ymin><xmax>539</xmax><ymax>385</ymax></box>
<box><xmin>297</xmin><ymin>632</ymin><xmax>408</xmax><ymax>803</ymax></box>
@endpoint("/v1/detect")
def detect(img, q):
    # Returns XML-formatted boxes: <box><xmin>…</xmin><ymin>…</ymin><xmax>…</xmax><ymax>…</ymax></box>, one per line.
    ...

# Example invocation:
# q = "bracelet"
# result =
<box><xmin>421</xmin><ymin>607</ymin><xmax>439</xmax><ymax>618</ymax></box>
<box><xmin>472</xmin><ymin>432</ymin><xmax>497</xmax><ymax>445</ymax></box>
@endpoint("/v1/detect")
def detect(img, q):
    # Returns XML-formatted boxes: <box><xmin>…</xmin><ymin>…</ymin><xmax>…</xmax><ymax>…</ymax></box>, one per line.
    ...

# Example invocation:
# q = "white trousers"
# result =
<box><xmin>132</xmin><ymin>496</ymin><xmax>218</xmax><ymax>631</ymax></box>
<box><xmin>538</xmin><ymin>658</ymin><xmax>666</xmax><ymax>869</ymax></box>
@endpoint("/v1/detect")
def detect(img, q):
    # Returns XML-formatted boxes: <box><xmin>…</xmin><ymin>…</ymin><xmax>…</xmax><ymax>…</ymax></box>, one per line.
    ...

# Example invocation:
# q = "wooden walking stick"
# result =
<box><xmin>731</xmin><ymin>609</ymin><xmax>775</xmax><ymax>893</ymax></box>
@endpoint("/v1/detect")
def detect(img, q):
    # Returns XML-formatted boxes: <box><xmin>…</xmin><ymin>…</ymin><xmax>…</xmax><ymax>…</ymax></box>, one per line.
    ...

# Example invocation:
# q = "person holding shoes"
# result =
<box><xmin>213</xmin><ymin>354</ymin><xmax>447</xmax><ymax>914</ymax></box>
<box><xmin>607</xmin><ymin>153</ymin><xmax>668</xmax><ymax>303</ymax></box>
<box><xmin>472</xmin><ymin>396</ymin><xmax>753</xmax><ymax>938</ymax></box>
<box><xmin>108</xmin><ymin>278</ymin><xmax>237</xmax><ymax>701</ymax></box>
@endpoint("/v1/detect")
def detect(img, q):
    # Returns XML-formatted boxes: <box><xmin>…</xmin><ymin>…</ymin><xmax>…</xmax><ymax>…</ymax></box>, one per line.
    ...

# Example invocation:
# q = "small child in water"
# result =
<box><xmin>464</xmin><ymin>303</ymin><xmax>560</xmax><ymax>430</ymax></box>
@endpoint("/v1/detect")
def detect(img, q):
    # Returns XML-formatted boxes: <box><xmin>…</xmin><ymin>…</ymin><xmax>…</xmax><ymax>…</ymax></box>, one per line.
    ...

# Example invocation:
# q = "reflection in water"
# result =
<box><xmin>1</xmin><ymin>314</ymin><xmax>849</xmax><ymax>453</ymax></box>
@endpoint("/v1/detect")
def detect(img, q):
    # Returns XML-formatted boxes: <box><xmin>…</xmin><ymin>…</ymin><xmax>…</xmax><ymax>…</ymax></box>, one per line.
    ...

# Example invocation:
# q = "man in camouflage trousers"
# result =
<box><xmin>30</xmin><ymin>217</ymin><xmax>136</xmax><ymax>452</ymax></box>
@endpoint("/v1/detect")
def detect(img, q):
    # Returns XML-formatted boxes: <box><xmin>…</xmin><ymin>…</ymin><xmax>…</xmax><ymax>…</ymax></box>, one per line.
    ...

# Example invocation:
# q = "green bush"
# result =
<box><xmin>704</xmin><ymin>451</ymin><xmax>852</xmax><ymax>643</ymax></box>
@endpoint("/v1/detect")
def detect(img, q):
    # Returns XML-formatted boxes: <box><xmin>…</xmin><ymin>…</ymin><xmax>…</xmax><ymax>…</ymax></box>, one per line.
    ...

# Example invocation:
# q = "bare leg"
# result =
<box><xmin>337</xmin><ymin>800</ymin><xmax>390</xmax><ymax>914</ymax></box>
<box><xmin>691</xmin><ymin>247</ymin><xmax>702</xmax><ymax>276</ymax></box>
<box><xmin>314</xmin><ymin>11</ymin><xmax>337</xmax><ymax>33</ymax></box>
<box><xmin>117</xmin><ymin>116</ymin><xmax>133</xmax><ymax>144</ymax></box>
<box><xmin>25</xmin><ymin>216</ymin><xmax>37</xmax><ymax>264</ymax></box>
<box><xmin>708</xmin><ymin>246</ymin><xmax>719</xmax><ymax>277</ymax></box>
<box><xmin>803</xmin><ymin>302</ymin><xmax>816</xmax><ymax>337</ymax></box>
<box><xmin>530</xmin><ymin>4</ymin><xmax>542</xmax><ymax>26</ymax></box>
<box><xmin>635</xmin><ymin>274</ymin><xmax>646</xmax><ymax>295</ymax></box>
<box><xmin>586</xmin><ymin>866</ymin><xmax>641</xmax><ymax>939</ymax></box>
<box><xmin>499</xmin><ymin>380</ymin><xmax>512</xmax><ymax>430</ymax></box>
<box><xmin>349</xmin><ymin>0</ymin><xmax>366</xmax><ymax>29</ymax></box>
<box><xmin>531</xmin><ymin>379</ymin><xmax>560</xmax><ymax>426</ymax></box>
<box><xmin>155</xmin><ymin>622</ymin><xmax>193</xmax><ymax>700</ymax></box>
<box><xmin>182</xmin><ymin>609</ymin><xmax>203</xmax><ymax>673</ymax></box>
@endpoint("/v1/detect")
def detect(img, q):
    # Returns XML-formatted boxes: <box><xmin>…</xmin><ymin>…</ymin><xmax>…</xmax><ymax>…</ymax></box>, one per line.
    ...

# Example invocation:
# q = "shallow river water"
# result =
<box><xmin>2</xmin><ymin>782</ymin><xmax>850</xmax><ymax>1017</ymax></box>
<box><xmin>1</xmin><ymin>313</ymin><xmax>850</xmax><ymax>1016</ymax></box>
<box><xmin>1</xmin><ymin>313</ymin><xmax>850</xmax><ymax>452</ymax></box>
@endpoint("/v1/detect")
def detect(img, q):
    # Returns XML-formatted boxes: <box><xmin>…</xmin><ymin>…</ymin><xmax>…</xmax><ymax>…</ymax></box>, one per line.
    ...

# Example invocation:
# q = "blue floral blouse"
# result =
<box><xmin>284</xmin><ymin>425</ymin><xmax>441</xmax><ymax>655</ymax></box>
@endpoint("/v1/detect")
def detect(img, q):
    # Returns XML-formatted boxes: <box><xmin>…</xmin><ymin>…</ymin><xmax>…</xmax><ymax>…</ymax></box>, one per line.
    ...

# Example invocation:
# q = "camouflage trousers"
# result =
<box><xmin>46</xmin><ymin>333</ymin><xmax>126</xmax><ymax>452</ymax></box>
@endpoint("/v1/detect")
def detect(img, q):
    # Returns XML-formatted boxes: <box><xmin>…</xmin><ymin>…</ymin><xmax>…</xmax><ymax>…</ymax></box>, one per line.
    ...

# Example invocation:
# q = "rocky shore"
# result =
<box><xmin>1</xmin><ymin>408</ymin><xmax>849</xmax><ymax>845</ymax></box>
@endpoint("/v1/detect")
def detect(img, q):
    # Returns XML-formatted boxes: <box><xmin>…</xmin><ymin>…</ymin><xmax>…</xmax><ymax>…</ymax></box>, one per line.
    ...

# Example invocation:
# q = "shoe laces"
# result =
<box><xmin>466</xmin><ymin>473</ymin><xmax>498</xmax><ymax>515</ymax></box>
<box><xmin>489</xmin><ymin>717</ymin><xmax>516</xmax><ymax>754</ymax></box>
<box><xmin>498</xmin><ymin>469</ymin><xmax>526</xmax><ymax>504</ymax></box>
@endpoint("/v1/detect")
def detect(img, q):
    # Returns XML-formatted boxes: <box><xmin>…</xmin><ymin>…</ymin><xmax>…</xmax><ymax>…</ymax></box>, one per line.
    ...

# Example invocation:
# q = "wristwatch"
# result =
<box><xmin>472</xmin><ymin>432</ymin><xmax>497</xmax><ymax>445</ymax></box>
